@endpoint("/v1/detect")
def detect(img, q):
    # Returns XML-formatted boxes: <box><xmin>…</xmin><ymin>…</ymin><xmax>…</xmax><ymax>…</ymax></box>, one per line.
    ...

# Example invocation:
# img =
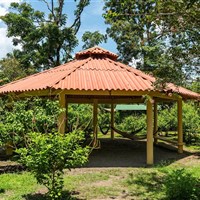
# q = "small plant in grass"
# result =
<box><xmin>164</xmin><ymin>168</ymin><xmax>200</xmax><ymax>200</ymax></box>
<box><xmin>16</xmin><ymin>131</ymin><xmax>90</xmax><ymax>200</ymax></box>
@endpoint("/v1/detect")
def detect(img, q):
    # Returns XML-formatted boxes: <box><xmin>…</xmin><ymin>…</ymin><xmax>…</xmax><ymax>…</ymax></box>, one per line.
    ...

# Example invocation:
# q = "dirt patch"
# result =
<box><xmin>174</xmin><ymin>153</ymin><xmax>200</xmax><ymax>166</ymax></box>
<box><xmin>0</xmin><ymin>138</ymin><xmax>195</xmax><ymax>172</ymax></box>
<box><xmin>91</xmin><ymin>180</ymin><xmax>113</xmax><ymax>187</ymax></box>
<box><xmin>85</xmin><ymin>138</ymin><xmax>191</xmax><ymax>168</ymax></box>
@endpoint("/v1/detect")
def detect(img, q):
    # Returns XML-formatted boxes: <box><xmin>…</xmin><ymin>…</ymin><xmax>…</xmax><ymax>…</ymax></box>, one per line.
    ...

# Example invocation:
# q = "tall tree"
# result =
<box><xmin>1</xmin><ymin>0</ymin><xmax>89</xmax><ymax>71</ymax></box>
<box><xmin>82</xmin><ymin>31</ymin><xmax>107</xmax><ymax>49</ymax></box>
<box><xmin>0</xmin><ymin>54</ymin><xmax>29</xmax><ymax>85</ymax></box>
<box><xmin>103</xmin><ymin>0</ymin><xmax>200</xmax><ymax>85</ymax></box>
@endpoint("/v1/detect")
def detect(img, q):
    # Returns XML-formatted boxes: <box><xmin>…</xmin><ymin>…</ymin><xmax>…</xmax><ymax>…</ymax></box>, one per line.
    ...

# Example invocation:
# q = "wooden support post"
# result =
<box><xmin>93</xmin><ymin>99</ymin><xmax>98</xmax><ymax>145</ymax></box>
<box><xmin>154</xmin><ymin>102</ymin><xmax>158</xmax><ymax>144</ymax></box>
<box><xmin>111</xmin><ymin>103</ymin><xmax>114</xmax><ymax>140</ymax></box>
<box><xmin>66</xmin><ymin>100</ymin><xmax>68</xmax><ymax>132</ymax></box>
<box><xmin>5</xmin><ymin>142</ymin><xmax>13</xmax><ymax>156</ymax></box>
<box><xmin>147</xmin><ymin>98</ymin><xmax>154</xmax><ymax>165</ymax></box>
<box><xmin>177</xmin><ymin>98</ymin><xmax>183</xmax><ymax>153</ymax></box>
<box><xmin>58</xmin><ymin>93</ymin><xmax>66</xmax><ymax>134</ymax></box>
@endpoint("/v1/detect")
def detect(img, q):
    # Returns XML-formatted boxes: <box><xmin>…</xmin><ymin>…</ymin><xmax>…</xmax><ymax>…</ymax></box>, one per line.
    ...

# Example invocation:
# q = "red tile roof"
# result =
<box><xmin>0</xmin><ymin>46</ymin><xmax>199</xmax><ymax>100</ymax></box>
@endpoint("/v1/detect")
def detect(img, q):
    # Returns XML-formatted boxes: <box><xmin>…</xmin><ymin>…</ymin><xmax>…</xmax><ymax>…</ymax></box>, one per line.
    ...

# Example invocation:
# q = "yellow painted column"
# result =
<box><xmin>111</xmin><ymin>103</ymin><xmax>114</xmax><ymax>140</ymax></box>
<box><xmin>5</xmin><ymin>142</ymin><xmax>13</xmax><ymax>156</ymax></box>
<box><xmin>66</xmin><ymin>100</ymin><xmax>68</xmax><ymax>132</ymax></box>
<box><xmin>93</xmin><ymin>99</ymin><xmax>98</xmax><ymax>145</ymax></box>
<box><xmin>153</xmin><ymin>102</ymin><xmax>158</xmax><ymax>144</ymax></box>
<box><xmin>147</xmin><ymin>98</ymin><xmax>154</xmax><ymax>165</ymax></box>
<box><xmin>58</xmin><ymin>93</ymin><xmax>66</xmax><ymax>134</ymax></box>
<box><xmin>177</xmin><ymin>98</ymin><xmax>183</xmax><ymax>153</ymax></box>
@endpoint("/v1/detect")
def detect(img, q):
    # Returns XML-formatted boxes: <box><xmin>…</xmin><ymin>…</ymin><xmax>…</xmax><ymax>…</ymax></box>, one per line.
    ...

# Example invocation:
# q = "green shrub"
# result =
<box><xmin>98</xmin><ymin>105</ymin><xmax>111</xmax><ymax>128</ymax></box>
<box><xmin>0</xmin><ymin>97</ymin><xmax>63</xmax><ymax>148</ymax></box>
<box><xmin>68</xmin><ymin>104</ymin><xmax>92</xmax><ymax>131</ymax></box>
<box><xmin>16</xmin><ymin>131</ymin><xmax>90</xmax><ymax>199</ymax></box>
<box><xmin>158</xmin><ymin>102</ymin><xmax>200</xmax><ymax>144</ymax></box>
<box><xmin>164</xmin><ymin>168</ymin><xmax>200</xmax><ymax>200</ymax></box>
<box><xmin>158</xmin><ymin>104</ymin><xmax>177</xmax><ymax>132</ymax></box>
<box><xmin>117</xmin><ymin>114</ymin><xmax>146</xmax><ymax>135</ymax></box>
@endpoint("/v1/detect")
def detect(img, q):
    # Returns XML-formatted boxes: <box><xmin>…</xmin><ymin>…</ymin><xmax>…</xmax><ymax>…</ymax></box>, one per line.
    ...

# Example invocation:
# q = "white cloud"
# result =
<box><xmin>0</xmin><ymin>5</ymin><xmax>7</xmax><ymax>16</ymax></box>
<box><xmin>0</xmin><ymin>0</ymin><xmax>21</xmax><ymax>19</ymax></box>
<box><xmin>0</xmin><ymin>0</ymin><xmax>21</xmax><ymax>59</ymax></box>
<box><xmin>0</xmin><ymin>27</ymin><xmax>14</xmax><ymax>58</ymax></box>
<box><xmin>0</xmin><ymin>0</ymin><xmax>21</xmax><ymax>8</ymax></box>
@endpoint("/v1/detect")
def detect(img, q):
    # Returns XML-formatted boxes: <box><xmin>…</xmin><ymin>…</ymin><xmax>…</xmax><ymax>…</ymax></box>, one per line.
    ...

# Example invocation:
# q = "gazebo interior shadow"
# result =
<box><xmin>86</xmin><ymin>138</ymin><xmax>191</xmax><ymax>168</ymax></box>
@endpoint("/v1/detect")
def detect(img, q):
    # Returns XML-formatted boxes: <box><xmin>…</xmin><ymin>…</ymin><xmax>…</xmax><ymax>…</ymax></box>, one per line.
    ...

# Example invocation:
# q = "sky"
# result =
<box><xmin>0</xmin><ymin>0</ymin><xmax>117</xmax><ymax>59</ymax></box>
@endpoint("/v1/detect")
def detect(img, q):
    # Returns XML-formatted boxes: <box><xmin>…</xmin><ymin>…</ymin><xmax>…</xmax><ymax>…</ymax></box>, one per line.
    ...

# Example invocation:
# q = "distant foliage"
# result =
<box><xmin>113</xmin><ymin>102</ymin><xmax>199</xmax><ymax>142</ymax></box>
<box><xmin>158</xmin><ymin>102</ymin><xmax>200</xmax><ymax>144</ymax></box>
<box><xmin>0</xmin><ymin>97</ymin><xmax>62</xmax><ymax>148</ymax></box>
<box><xmin>16</xmin><ymin>131</ymin><xmax>89</xmax><ymax>199</ymax></box>
<box><xmin>68</xmin><ymin>104</ymin><xmax>92</xmax><ymax>132</ymax></box>
<box><xmin>0</xmin><ymin>56</ymin><xmax>28</xmax><ymax>85</ymax></box>
<box><xmin>98</xmin><ymin>104</ymin><xmax>111</xmax><ymax>129</ymax></box>
<box><xmin>117</xmin><ymin>114</ymin><xmax>146</xmax><ymax>135</ymax></box>
<box><xmin>82</xmin><ymin>31</ymin><xmax>107</xmax><ymax>49</ymax></box>
<box><xmin>164</xmin><ymin>168</ymin><xmax>200</xmax><ymax>200</ymax></box>
<box><xmin>158</xmin><ymin>104</ymin><xmax>177</xmax><ymax>132</ymax></box>
<box><xmin>103</xmin><ymin>0</ymin><xmax>200</xmax><ymax>85</ymax></box>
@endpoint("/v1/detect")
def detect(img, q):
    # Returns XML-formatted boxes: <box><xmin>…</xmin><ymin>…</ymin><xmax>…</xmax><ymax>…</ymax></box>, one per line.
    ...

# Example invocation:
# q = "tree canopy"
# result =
<box><xmin>0</xmin><ymin>0</ymin><xmax>89</xmax><ymax>71</ymax></box>
<box><xmin>0</xmin><ymin>55</ymin><xmax>28</xmax><ymax>85</ymax></box>
<box><xmin>103</xmin><ymin>0</ymin><xmax>200</xmax><ymax>85</ymax></box>
<box><xmin>82</xmin><ymin>31</ymin><xmax>107</xmax><ymax>49</ymax></box>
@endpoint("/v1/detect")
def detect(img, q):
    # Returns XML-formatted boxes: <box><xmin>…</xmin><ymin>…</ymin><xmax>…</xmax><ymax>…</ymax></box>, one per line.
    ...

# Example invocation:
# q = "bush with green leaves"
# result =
<box><xmin>164</xmin><ymin>168</ymin><xmax>200</xmax><ymax>200</ymax></box>
<box><xmin>117</xmin><ymin>114</ymin><xmax>146</xmax><ymax>135</ymax></box>
<box><xmin>68</xmin><ymin>104</ymin><xmax>92</xmax><ymax>132</ymax></box>
<box><xmin>0</xmin><ymin>97</ymin><xmax>63</xmax><ymax>148</ymax></box>
<box><xmin>158</xmin><ymin>102</ymin><xmax>200</xmax><ymax>144</ymax></box>
<box><xmin>16</xmin><ymin>131</ymin><xmax>90</xmax><ymax>199</ymax></box>
<box><xmin>158</xmin><ymin>104</ymin><xmax>177</xmax><ymax>132</ymax></box>
<box><xmin>68</xmin><ymin>104</ymin><xmax>113</xmax><ymax>134</ymax></box>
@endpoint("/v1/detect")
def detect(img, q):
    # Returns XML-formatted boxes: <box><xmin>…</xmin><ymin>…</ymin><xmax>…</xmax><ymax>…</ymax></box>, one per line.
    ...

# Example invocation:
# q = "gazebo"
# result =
<box><xmin>0</xmin><ymin>46</ymin><xmax>199</xmax><ymax>165</ymax></box>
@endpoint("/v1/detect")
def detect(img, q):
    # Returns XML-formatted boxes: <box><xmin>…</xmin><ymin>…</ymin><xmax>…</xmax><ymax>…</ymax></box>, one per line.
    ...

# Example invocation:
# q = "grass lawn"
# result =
<box><xmin>0</xmin><ymin>133</ymin><xmax>200</xmax><ymax>200</ymax></box>
<box><xmin>0</xmin><ymin>153</ymin><xmax>200</xmax><ymax>200</ymax></box>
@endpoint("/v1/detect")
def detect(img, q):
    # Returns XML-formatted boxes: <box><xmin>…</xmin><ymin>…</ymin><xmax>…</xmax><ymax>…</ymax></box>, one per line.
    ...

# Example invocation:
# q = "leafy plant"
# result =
<box><xmin>98</xmin><ymin>105</ymin><xmax>111</xmax><ymax>128</ymax></box>
<box><xmin>0</xmin><ymin>97</ymin><xmax>63</xmax><ymax>149</ymax></box>
<box><xmin>68</xmin><ymin>104</ymin><xmax>92</xmax><ymax>132</ymax></box>
<box><xmin>158</xmin><ymin>102</ymin><xmax>200</xmax><ymax>144</ymax></box>
<box><xmin>16</xmin><ymin>131</ymin><xmax>90</xmax><ymax>199</ymax></box>
<box><xmin>103</xmin><ymin>0</ymin><xmax>199</xmax><ymax>84</ymax></box>
<box><xmin>82</xmin><ymin>31</ymin><xmax>107</xmax><ymax>49</ymax></box>
<box><xmin>164</xmin><ymin>168</ymin><xmax>200</xmax><ymax>200</ymax></box>
<box><xmin>0</xmin><ymin>1</ymin><xmax>89</xmax><ymax>71</ymax></box>
<box><xmin>117</xmin><ymin>114</ymin><xmax>146</xmax><ymax>135</ymax></box>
